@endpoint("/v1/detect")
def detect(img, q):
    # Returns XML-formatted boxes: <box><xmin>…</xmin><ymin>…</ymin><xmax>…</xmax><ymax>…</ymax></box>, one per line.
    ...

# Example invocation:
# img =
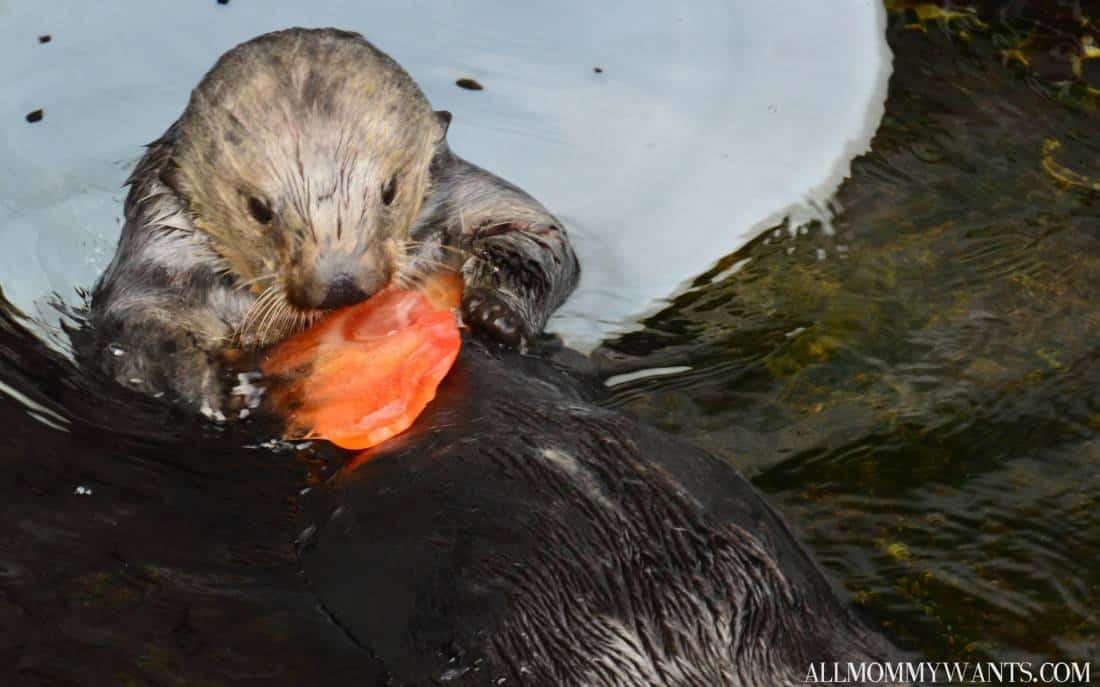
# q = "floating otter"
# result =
<box><xmin>295</xmin><ymin>335</ymin><xmax>907</xmax><ymax>686</ymax></box>
<box><xmin>88</xmin><ymin>28</ymin><xmax>578</xmax><ymax>412</ymax></box>
<box><xmin>61</xmin><ymin>25</ymin><xmax>906</xmax><ymax>687</ymax></box>
<box><xmin>6</xmin><ymin>294</ymin><xmax>905</xmax><ymax>684</ymax></box>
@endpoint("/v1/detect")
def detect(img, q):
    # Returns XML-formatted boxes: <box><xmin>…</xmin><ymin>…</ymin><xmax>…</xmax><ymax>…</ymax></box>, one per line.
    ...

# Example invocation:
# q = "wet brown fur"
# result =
<box><xmin>170</xmin><ymin>30</ymin><xmax>440</xmax><ymax>312</ymax></box>
<box><xmin>86</xmin><ymin>28</ymin><xmax>580</xmax><ymax>411</ymax></box>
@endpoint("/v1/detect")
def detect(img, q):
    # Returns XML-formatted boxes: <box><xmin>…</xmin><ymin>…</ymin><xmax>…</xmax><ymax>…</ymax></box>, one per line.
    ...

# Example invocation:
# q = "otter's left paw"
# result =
<box><xmin>461</xmin><ymin>287</ymin><xmax>530</xmax><ymax>348</ymax></box>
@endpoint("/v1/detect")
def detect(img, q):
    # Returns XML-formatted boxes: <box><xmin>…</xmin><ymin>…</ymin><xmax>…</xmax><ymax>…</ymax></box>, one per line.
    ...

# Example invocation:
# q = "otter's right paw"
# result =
<box><xmin>461</xmin><ymin>287</ymin><xmax>530</xmax><ymax>348</ymax></box>
<box><xmin>173</xmin><ymin>348</ymin><xmax>258</xmax><ymax>421</ymax></box>
<box><xmin>105</xmin><ymin>339</ymin><xmax>239</xmax><ymax>421</ymax></box>
<box><xmin>179</xmin><ymin>362</ymin><xmax>235</xmax><ymax>422</ymax></box>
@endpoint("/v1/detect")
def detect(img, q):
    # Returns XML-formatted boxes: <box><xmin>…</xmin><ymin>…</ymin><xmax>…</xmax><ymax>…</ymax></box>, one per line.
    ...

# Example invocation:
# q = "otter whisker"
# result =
<box><xmin>270</xmin><ymin>302</ymin><xmax>294</xmax><ymax>345</ymax></box>
<box><xmin>400</xmin><ymin>240</ymin><xmax>491</xmax><ymax>270</ymax></box>
<box><xmin>393</xmin><ymin>266</ymin><xmax>447</xmax><ymax>292</ymax></box>
<box><xmin>274</xmin><ymin>302</ymin><xmax>315</xmax><ymax>343</ymax></box>
<box><xmin>236</xmin><ymin>277</ymin><xmax>327</xmax><ymax>348</ymax></box>
<box><xmin>393</xmin><ymin>272</ymin><xmax>419</xmax><ymax>290</ymax></box>
<box><xmin>400</xmin><ymin>239</ymin><xmax>467</xmax><ymax>255</ymax></box>
<box><xmin>239</xmin><ymin>285</ymin><xmax>274</xmax><ymax>331</ymax></box>
<box><xmin>212</xmin><ymin>258</ymin><xmax>234</xmax><ymax>273</ymax></box>
<box><xmin>254</xmin><ymin>299</ymin><xmax>281</xmax><ymax>346</ymax></box>
<box><xmin>238</xmin><ymin>284</ymin><xmax>283</xmax><ymax>347</ymax></box>
<box><xmin>235</xmin><ymin>273</ymin><xmax>277</xmax><ymax>291</ymax></box>
<box><xmin>401</xmin><ymin>246</ymin><xmax>476</xmax><ymax>266</ymax></box>
<box><xmin>399</xmin><ymin>250</ymin><xmax>486</xmax><ymax>276</ymax></box>
<box><xmin>257</xmin><ymin>295</ymin><xmax>291</xmax><ymax>346</ymax></box>
<box><xmin>403</xmin><ymin>257</ymin><xmax>462</xmax><ymax>273</ymax></box>
<box><xmin>284</xmin><ymin>305</ymin><xmax>307</xmax><ymax>338</ymax></box>
<box><xmin>292</xmin><ymin>308</ymin><xmax>322</xmax><ymax>337</ymax></box>
<box><xmin>393</xmin><ymin>262</ymin><xmax>460</xmax><ymax>291</ymax></box>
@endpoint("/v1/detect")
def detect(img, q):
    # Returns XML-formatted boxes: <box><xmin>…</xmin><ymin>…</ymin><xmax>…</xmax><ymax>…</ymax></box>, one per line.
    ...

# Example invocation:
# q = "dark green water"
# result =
<box><xmin>597</xmin><ymin>5</ymin><xmax>1100</xmax><ymax>667</ymax></box>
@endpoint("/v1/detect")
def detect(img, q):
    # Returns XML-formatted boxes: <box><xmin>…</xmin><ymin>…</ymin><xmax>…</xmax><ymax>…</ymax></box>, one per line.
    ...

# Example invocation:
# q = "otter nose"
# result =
<box><xmin>318</xmin><ymin>274</ymin><xmax>369</xmax><ymax>309</ymax></box>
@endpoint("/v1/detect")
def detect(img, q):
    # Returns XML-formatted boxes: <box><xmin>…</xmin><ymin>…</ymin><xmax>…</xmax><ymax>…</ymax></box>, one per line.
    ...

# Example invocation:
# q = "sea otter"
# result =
<box><xmin>88</xmin><ymin>28</ymin><xmax>578</xmax><ymax>412</ymax></box>
<box><xmin>8</xmin><ymin>307</ymin><xmax>907</xmax><ymax>685</ymax></box>
<box><xmin>60</xmin><ymin>26</ymin><xmax>908</xmax><ymax>687</ymax></box>
<box><xmin>295</xmin><ymin>335</ymin><xmax>909</xmax><ymax>686</ymax></box>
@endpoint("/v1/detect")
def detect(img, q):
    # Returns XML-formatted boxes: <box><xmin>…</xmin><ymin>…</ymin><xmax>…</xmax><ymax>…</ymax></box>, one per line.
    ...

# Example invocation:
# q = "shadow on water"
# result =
<box><xmin>598</xmin><ymin>3</ymin><xmax>1100</xmax><ymax>665</ymax></box>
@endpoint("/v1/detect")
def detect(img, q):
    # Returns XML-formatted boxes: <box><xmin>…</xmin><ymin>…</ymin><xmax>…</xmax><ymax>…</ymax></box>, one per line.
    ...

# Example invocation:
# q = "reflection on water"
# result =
<box><xmin>599</xmin><ymin>5</ymin><xmax>1100</xmax><ymax>665</ymax></box>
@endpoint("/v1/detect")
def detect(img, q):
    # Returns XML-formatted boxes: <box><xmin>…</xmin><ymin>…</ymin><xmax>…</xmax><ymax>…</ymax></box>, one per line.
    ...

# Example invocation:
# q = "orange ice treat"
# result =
<box><xmin>263</xmin><ymin>272</ymin><xmax>463</xmax><ymax>450</ymax></box>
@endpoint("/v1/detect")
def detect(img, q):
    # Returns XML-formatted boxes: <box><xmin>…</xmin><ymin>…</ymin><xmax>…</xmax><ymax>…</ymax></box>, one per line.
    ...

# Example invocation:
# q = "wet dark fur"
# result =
<box><xmin>298</xmin><ymin>335</ymin><xmax>907</xmax><ymax>686</ymax></box>
<box><xmin>5</xmin><ymin>295</ymin><xmax>905</xmax><ymax>686</ymax></box>
<box><xmin>87</xmin><ymin>28</ymin><xmax>579</xmax><ymax>412</ymax></box>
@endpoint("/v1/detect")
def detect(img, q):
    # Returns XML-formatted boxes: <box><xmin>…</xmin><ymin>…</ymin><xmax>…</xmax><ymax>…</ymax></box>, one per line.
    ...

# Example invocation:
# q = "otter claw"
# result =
<box><xmin>462</xmin><ymin>288</ymin><xmax>526</xmax><ymax>348</ymax></box>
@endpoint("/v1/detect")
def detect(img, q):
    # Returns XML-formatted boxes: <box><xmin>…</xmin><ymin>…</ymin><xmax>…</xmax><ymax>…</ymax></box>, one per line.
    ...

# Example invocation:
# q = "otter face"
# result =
<box><xmin>163</xmin><ymin>29</ymin><xmax>447</xmax><ymax>342</ymax></box>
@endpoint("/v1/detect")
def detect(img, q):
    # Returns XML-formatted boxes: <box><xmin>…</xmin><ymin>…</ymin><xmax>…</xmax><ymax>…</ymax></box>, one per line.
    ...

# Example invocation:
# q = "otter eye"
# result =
<box><xmin>381</xmin><ymin>176</ymin><xmax>397</xmax><ymax>206</ymax></box>
<box><xmin>247</xmin><ymin>196</ymin><xmax>273</xmax><ymax>224</ymax></box>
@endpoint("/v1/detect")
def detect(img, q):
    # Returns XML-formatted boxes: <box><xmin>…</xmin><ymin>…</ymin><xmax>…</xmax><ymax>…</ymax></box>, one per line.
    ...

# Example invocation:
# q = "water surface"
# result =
<box><xmin>600</xmin><ymin>4</ymin><xmax>1100</xmax><ymax>666</ymax></box>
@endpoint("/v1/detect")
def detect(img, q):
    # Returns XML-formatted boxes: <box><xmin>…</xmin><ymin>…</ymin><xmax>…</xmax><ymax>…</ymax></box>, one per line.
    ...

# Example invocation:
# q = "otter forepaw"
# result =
<box><xmin>461</xmin><ymin>287</ymin><xmax>530</xmax><ymax>348</ymax></box>
<box><xmin>161</xmin><ymin>351</ymin><xmax>236</xmax><ymax>421</ymax></box>
<box><xmin>107</xmin><ymin>338</ymin><xmax>241</xmax><ymax>421</ymax></box>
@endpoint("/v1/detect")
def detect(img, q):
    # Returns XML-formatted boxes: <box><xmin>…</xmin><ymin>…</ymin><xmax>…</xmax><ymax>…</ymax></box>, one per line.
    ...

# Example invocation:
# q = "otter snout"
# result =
<box><xmin>286</xmin><ymin>252</ymin><xmax>392</xmax><ymax>311</ymax></box>
<box><xmin>318</xmin><ymin>274</ymin><xmax>369</xmax><ymax>309</ymax></box>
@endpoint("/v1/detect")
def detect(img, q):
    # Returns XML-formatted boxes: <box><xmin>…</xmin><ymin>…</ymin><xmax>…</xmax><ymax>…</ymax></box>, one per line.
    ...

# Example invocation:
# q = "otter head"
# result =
<box><xmin>161</xmin><ymin>29</ymin><xmax>450</xmax><ymax>341</ymax></box>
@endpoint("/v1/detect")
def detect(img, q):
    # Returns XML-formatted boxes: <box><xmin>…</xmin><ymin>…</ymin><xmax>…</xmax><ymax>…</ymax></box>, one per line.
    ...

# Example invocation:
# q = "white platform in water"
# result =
<box><xmin>0</xmin><ymin>0</ymin><xmax>890</xmax><ymax>351</ymax></box>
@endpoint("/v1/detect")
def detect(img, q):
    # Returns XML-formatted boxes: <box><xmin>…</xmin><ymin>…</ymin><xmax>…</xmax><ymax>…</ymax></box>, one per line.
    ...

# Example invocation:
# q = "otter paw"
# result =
<box><xmin>461</xmin><ymin>288</ymin><xmax>529</xmax><ymax>348</ymax></box>
<box><xmin>160</xmin><ymin>344</ymin><xmax>244</xmax><ymax>421</ymax></box>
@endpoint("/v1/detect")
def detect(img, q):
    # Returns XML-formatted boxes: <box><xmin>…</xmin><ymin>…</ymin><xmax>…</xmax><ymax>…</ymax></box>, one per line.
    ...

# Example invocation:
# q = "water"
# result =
<box><xmin>599</xmin><ymin>5</ymin><xmax>1100</xmax><ymax>666</ymax></box>
<box><xmin>0</xmin><ymin>0</ymin><xmax>1097</xmax><ymax>683</ymax></box>
<box><xmin>0</xmin><ymin>0</ymin><xmax>888</xmax><ymax>351</ymax></box>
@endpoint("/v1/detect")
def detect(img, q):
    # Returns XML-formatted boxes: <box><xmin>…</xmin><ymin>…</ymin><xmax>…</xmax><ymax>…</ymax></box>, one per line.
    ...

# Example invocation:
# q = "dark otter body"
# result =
<box><xmin>296</xmin><ymin>335</ymin><xmax>906</xmax><ymax>686</ymax></box>
<box><xmin>87</xmin><ymin>28</ymin><xmax>578</xmax><ymax>413</ymax></box>
<box><xmin>5</xmin><ymin>281</ymin><xmax>903</xmax><ymax>684</ymax></box>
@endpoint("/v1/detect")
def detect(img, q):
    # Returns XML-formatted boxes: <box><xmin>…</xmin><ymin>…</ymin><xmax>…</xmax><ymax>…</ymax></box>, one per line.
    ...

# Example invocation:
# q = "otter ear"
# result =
<box><xmin>159</xmin><ymin>158</ymin><xmax>184</xmax><ymax>196</ymax></box>
<box><xmin>435</xmin><ymin>110</ymin><xmax>452</xmax><ymax>139</ymax></box>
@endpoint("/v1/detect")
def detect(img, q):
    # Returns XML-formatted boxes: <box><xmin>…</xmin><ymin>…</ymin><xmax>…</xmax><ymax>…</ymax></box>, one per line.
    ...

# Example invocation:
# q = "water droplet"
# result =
<box><xmin>440</xmin><ymin>666</ymin><xmax>471</xmax><ymax>681</ymax></box>
<box><xmin>296</xmin><ymin>525</ymin><xmax>317</xmax><ymax>548</ymax></box>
